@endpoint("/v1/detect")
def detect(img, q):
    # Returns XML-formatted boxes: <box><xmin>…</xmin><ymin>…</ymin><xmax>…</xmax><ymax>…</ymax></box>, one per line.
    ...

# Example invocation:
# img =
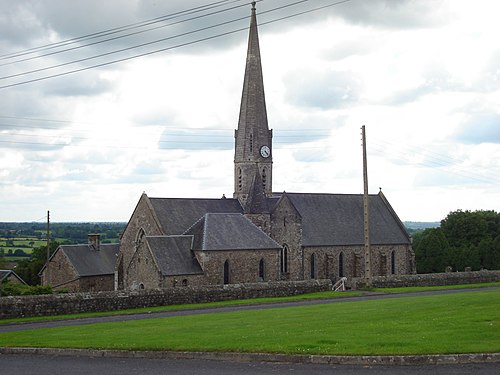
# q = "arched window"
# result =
<box><xmin>259</xmin><ymin>258</ymin><xmax>265</xmax><ymax>281</ymax></box>
<box><xmin>391</xmin><ymin>251</ymin><xmax>396</xmax><ymax>274</ymax></box>
<box><xmin>223</xmin><ymin>260</ymin><xmax>230</xmax><ymax>284</ymax></box>
<box><xmin>339</xmin><ymin>252</ymin><xmax>344</xmax><ymax>278</ymax></box>
<box><xmin>281</xmin><ymin>245</ymin><xmax>289</xmax><ymax>274</ymax></box>
<box><xmin>310</xmin><ymin>253</ymin><xmax>316</xmax><ymax>279</ymax></box>
<box><xmin>182</xmin><ymin>279</ymin><xmax>188</xmax><ymax>286</ymax></box>
<box><xmin>135</xmin><ymin>228</ymin><xmax>145</xmax><ymax>249</ymax></box>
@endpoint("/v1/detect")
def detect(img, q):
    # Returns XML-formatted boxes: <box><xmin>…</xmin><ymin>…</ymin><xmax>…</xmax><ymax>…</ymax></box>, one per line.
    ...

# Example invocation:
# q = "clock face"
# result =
<box><xmin>260</xmin><ymin>145</ymin><xmax>270</xmax><ymax>158</ymax></box>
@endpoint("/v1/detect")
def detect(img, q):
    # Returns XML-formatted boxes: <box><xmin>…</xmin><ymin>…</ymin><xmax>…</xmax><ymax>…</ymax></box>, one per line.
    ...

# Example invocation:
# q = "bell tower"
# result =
<box><xmin>234</xmin><ymin>2</ymin><xmax>273</xmax><ymax>208</ymax></box>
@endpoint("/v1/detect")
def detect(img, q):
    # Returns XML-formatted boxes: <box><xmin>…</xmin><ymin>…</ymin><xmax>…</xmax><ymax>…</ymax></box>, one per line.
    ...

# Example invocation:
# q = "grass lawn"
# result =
<box><xmin>1</xmin><ymin>289</ymin><xmax>498</xmax><ymax>355</ymax></box>
<box><xmin>0</xmin><ymin>291</ymin><xmax>363</xmax><ymax>325</ymax></box>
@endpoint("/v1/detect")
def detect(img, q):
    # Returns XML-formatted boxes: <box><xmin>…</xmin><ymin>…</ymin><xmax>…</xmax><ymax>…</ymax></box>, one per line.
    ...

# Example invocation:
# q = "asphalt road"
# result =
<box><xmin>1</xmin><ymin>354</ymin><xmax>499</xmax><ymax>375</ymax></box>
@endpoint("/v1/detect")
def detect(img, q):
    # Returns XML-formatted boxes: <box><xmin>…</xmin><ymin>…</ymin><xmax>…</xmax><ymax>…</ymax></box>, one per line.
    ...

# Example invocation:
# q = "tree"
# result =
<box><xmin>415</xmin><ymin>228</ymin><xmax>450</xmax><ymax>273</ymax></box>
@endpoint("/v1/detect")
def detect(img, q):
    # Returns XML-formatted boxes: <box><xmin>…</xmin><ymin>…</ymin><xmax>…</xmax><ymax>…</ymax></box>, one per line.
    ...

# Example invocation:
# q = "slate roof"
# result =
<box><xmin>59</xmin><ymin>244</ymin><xmax>119</xmax><ymax>277</ymax></box>
<box><xmin>149</xmin><ymin>197</ymin><xmax>243</xmax><ymax>235</ymax></box>
<box><xmin>186</xmin><ymin>213</ymin><xmax>281</xmax><ymax>251</ymax></box>
<box><xmin>0</xmin><ymin>269</ymin><xmax>26</xmax><ymax>284</ymax></box>
<box><xmin>145</xmin><ymin>236</ymin><xmax>203</xmax><ymax>276</ymax></box>
<box><xmin>280</xmin><ymin>193</ymin><xmax>410</xmax><ymax>246</ymax></box>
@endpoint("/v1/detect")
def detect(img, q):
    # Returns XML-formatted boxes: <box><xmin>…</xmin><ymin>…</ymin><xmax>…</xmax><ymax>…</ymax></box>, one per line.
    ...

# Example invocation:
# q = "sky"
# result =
<box><xmin>0</xmin><ymin>0</ymin><xmax>499</xmax><ymax>223</ymax></box>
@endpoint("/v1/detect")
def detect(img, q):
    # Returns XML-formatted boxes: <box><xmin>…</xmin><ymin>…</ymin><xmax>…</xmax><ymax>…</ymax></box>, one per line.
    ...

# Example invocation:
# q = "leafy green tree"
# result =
<box><xmin>415</xmin><ymin>228</ymin><xmax>450</xmax><ymax>273</ymax></box>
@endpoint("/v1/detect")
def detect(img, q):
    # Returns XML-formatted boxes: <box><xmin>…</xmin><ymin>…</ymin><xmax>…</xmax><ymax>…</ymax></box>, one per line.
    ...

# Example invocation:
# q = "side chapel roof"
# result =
<box><xmin>145</xmin><ymin>236</ymin><xmax>203</xmax><ymax>276</ymax></box>
<box><xmin>185</xmin><ymin>213</ymin><xmax>281</xmax><ymax>251</ymax></box>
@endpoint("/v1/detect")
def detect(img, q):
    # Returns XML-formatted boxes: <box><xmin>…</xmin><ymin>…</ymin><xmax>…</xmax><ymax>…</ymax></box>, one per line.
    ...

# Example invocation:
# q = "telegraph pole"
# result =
<box><xmin>362</xmin><ymin>126</ymin><xmax>372</xmax><ymax>287</ymax></box>
<box><xmin>46</xmin><ymin>210</ymin><xmax>50</xmax><ymax>286</ymax></box>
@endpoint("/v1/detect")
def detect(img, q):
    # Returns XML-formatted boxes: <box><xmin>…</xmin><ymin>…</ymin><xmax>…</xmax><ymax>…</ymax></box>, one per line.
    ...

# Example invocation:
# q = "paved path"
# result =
<box><xmin>1</xmin><ymin>353</ymin><xmax>499</xmax><ymax>375</ymax></box>
<box><xmin>1</xmin><ymin>287</ymin><xmax>498</xmax><ymax>333</ymax></box>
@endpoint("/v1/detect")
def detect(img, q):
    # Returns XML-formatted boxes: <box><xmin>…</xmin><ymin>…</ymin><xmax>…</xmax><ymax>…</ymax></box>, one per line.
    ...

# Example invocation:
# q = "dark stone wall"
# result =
<box><xmin>350</xmin><ymin>270</ymin><xmax>500</xmax><ymax>289</ymax></box>
<box><xmin>0</xmin><ymin>280</ymin><xmax>332</xmax><ymax>319</ymax></box>
<box><xmin>118</xmin><ymin>194</ymin><xmax>163</xmax><ymax>289</ymax></box>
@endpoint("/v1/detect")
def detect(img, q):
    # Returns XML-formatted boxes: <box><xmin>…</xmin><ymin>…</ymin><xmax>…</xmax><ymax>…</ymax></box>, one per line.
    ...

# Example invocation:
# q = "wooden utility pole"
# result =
<box><xmin>46</xmin><ymin>210</ymin><xmax>50</xmax><ymax>285</ymax></box>
<box><xmin>362</xmin><ymin>126</ymin><xmax>372</xmax><ymax>287</ymax></box>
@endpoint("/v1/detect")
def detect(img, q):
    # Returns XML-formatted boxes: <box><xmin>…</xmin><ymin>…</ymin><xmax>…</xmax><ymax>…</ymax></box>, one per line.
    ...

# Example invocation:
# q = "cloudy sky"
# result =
<box><xmin>1</xmin><ymin>0</ymin><xmax>499</xmax><ymax>223</ymax></box>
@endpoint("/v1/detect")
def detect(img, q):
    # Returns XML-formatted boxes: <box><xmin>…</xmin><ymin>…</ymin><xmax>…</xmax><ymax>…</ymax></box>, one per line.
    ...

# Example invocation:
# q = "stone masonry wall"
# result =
<box><xmin>0</xmin><ymin>279</ymin><xmax>331</xmax><ymax>319</ymax></box>
<box><xmin>118</xmin><ymin>194</ymin><xmax>163</xmax><ymax>289</ymax></box>
<box><xmin>195</xmin><ymin>249</ymin><xmax>280</xmax><ymax>285</ymax></box>
<box><xmin>41</xmin><ymin>249</ymin><xmax>79</xmax><ymax>291</ymax></box>
<box><xmin>350</xmin><ymin>270</ymin><xmax>500</xmax><ymax>289</ymax></box>
<box><xmin>270</xmin><ymin>196</ymin><xmax>303</xmax><ymax>281</ymax></box>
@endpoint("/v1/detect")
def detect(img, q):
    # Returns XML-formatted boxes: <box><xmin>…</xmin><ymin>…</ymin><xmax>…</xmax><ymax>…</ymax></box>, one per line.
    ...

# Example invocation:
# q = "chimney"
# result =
<box><xmin>88</xmin><ymin>234</ymin><xmax>101</xmax><ymax>251</ymax></box>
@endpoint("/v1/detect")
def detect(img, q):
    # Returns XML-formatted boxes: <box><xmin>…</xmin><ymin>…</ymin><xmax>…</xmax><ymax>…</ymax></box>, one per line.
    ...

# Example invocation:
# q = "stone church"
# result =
<box><xmin>115</xmin><ymin>3</ymin><xmax>415</xmax><ymax>291</ymax></box>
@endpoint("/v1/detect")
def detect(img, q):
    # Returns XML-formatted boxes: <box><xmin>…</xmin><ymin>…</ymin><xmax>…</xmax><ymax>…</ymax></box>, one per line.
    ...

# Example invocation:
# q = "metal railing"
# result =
<box><xmin>332</xmin><ymin>277</ymin><xmax>347</xmax><ymax>291</ymax></box>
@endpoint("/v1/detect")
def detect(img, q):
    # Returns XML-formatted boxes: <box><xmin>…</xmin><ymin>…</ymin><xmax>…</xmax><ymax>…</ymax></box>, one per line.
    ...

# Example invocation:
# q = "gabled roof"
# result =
<box><xmin>145</xmin><ymin>236</ymin><xmax>203</xmax><ymax>276</ymax></box>
<box><xmin>277</xmin><ymin>193</ymin><xmax>410</xmax><ymax>246</ymax></box>
<box><xmin>149</xmin><ymin>197</ymin><xmax>243</xmax><ymax>235</ymax></box>
<box><xmin>0</xmin><ymin>269</ymin><xmax>26</xmax><ymax>284</ymax></box>
<box><xmin>186</xmin><ymin>213</ymin><xmax>281</xmax><ymax>251</ymax></box>
<box><xmin>58</xmin><ymin>244</ymin><xmax>119</xmax><ymax>277</ymax></box>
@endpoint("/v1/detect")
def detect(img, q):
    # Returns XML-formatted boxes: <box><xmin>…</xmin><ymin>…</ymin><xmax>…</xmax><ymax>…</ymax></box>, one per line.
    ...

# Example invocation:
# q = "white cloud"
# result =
<box><xmin>0</xmin><ymin>0</ymin><xmax>499</xmax><ymax>222</ymax></box>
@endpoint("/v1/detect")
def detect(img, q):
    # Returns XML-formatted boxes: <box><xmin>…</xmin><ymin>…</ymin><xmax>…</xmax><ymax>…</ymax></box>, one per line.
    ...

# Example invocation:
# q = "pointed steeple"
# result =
<box><xmin>234</xmin><ymin>2</ymin><xmax>273</xmax><ymax>203</ymax></box>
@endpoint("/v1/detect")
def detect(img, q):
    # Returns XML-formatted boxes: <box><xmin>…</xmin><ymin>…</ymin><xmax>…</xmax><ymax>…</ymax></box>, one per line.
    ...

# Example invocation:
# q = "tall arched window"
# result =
<box><xmin>259</xmin><ymin>258</ymin><xmax>265</xmax><ymax>281</ymax></box>
<box><xmin>281</xmin><ymin>245</ymin><xmax>288</xmax><ymax>274</ymax></box>
<box><xmin>135</xmin><ymin>228</ymin><xmax>145</xmax><ymax>251</ymax></box>
<box><xmin>391</xmin><ymin>251</ymin><xmax>396</xmax><ymax>275</ymax></box>
<box><xmin>310</xmin><ymin>253</ymin><xmax>316</xmax><ymax>279</ymax></box>
<box><xmin>223</xmin><ymin>260</ymin><xmax>230</xmax><ymax>284</ymax></box>
<box><xmin>339</xmin><ymin>252</ymin><xmax>344</xmax><ymax>278</ymax></box>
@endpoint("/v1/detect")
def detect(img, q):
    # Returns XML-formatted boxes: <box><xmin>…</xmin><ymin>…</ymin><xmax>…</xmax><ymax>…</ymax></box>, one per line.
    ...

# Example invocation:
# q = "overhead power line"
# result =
<box><xmin>0</xmin><ymin>0</ymin><xmax>251</xmax><ymax>68</ymax></box>
<box><xmin>0</xmin><ymin>0</ymin><xmax>249</xmax><ymax>61</ymax></box>
<box><xmin>0</xmin><ymin>0</ymin><xmax>351</xmax><ymax>90</ymax></box>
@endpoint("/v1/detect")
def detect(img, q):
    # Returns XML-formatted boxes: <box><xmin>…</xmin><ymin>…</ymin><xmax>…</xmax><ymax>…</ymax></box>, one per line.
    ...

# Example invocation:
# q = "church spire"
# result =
<box><xmin>234</xmin><ymin>2</ymin><xmax>273</xmax><ymax>204</ymax></box>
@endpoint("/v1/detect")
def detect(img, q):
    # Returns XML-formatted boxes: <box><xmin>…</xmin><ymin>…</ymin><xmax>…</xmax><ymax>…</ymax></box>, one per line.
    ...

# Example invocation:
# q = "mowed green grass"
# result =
<box><xmin>1</xmin><ymin>290</ymin><xmax>498</xmax><ymax>355</ymax></box>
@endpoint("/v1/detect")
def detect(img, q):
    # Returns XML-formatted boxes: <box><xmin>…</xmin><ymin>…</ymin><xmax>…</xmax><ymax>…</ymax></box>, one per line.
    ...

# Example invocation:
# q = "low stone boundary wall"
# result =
<box><xmin>0</xmin><ymin>280</ymin><xmax>332</xmax><ymax>319</ymax></box>
<box><xmin>351</xmin><ymin>270</ymin><xmax>500</xmax><ymax>289</ymax></box>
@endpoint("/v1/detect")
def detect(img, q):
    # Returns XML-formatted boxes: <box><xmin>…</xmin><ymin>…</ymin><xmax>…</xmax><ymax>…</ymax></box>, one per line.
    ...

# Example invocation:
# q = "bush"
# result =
<box><xmin>0</xmin><ymin>282</ymin><xmax>53</xmax><ymax>296</ymax></box>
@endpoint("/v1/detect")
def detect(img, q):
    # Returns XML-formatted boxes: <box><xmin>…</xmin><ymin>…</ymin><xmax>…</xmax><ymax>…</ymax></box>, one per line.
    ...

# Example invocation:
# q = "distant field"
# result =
<box><xmin>1</xmin><ymin>290</ymin><xmax>498</xmax><ymax>355</ymax></box>
<box><xmin>0</xmin><ymin>237</ymin><xmax>46</xmax><ymax>257</ymax></box>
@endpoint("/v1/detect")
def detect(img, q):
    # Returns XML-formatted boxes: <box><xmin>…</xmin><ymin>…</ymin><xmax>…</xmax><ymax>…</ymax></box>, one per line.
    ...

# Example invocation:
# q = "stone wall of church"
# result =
<box><xmin>302</xmin><ymin>244</ymin><xmax>415</xmax><ymax>281</ymax></box>
<box><xmin>194</xmin><ymin>249</ymin><xmax>280</xmax><ymax>285</ymax></box>
<box><xmin>125</xmin><ymin>240</ymin><xmax>162</xmax><ymax>290</ymax></box>
<box><xmin>244</xmin><ymin>213</ymin><xmax>271</xmax><ymax>236</ymax></box>
<box><xmin>118</xmin><ymin>195</ymin><xmax>163</xmax><ymax>289</ymax></box>
<box><xmin>162</xmin><ymin>274</ymin><xmax>207</xmax><ymax>288</ymax></box>
<box><xmin>78</xmin><ymin>275</ymin><xmax>114</xmax><ymax>292</ymax></box>
<box><xmin>270</xmin><ymin>197</ymin><xmax>303</xmax><ymax>281</ymax></box>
